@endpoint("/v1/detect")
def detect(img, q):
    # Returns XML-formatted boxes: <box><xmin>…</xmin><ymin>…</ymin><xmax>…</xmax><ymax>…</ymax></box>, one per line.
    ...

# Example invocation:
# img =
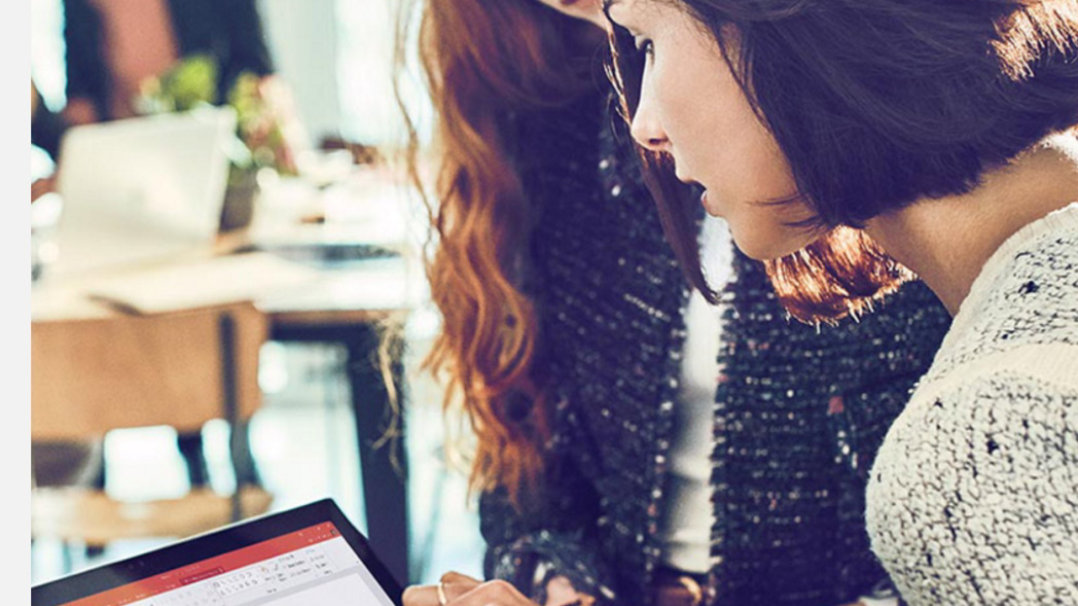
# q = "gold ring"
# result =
<box><xmin>437</xmin><ymin>580</ymin><xmax>449</xmax><ymax>606</ymax></box>
<box><xmin>677</xmin><ymin>575</ymin><xmax>704</xmax><ymax>606</ymax></box>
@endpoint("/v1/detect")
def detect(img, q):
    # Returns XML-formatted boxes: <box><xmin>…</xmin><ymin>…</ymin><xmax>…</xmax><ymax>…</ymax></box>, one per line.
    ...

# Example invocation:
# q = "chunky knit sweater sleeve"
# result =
<box><xmin>867</xmin><ymin>370</ymin><xmax>1078</xmax><ymax>604</ymax></box>
<box><xmin>866</xmin><ymin>203</ymin><xmax>1078</xmax><ymax>605</ymax></box>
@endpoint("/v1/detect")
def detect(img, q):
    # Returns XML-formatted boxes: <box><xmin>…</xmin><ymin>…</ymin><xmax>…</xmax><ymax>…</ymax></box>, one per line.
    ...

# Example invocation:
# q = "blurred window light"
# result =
<box><xmin>30</xmin><ymin>0</ymin><xmax>434</xmax><ymax>152</ymax></box>
<box><xmin>335</xmin><ymin>0</ymin><xmax>432</xmax><ymax>149</ymax></box>
<box><xmin>31</xmin><ymin>0</ymin><xmax>66</xmax><ymax>111</ymax></box>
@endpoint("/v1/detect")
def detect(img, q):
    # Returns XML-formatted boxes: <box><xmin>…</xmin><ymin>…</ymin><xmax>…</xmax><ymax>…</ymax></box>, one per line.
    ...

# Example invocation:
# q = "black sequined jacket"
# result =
<box><xmin>479</xmin><ymin>89</ymin><xmax>952</xmax><ymax>606</ymax></box>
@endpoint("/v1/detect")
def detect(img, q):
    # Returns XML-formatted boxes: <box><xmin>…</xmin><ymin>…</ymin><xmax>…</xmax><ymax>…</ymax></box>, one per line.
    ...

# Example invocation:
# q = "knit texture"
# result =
<box><xmin>867</xmin><ymin>203</ymin><xmax>1078</xmax><ymax>605</ymax></box>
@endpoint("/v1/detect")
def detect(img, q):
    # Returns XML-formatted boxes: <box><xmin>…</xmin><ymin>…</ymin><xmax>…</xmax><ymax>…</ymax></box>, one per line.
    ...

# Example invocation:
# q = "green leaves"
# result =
<box><xmin>137</xmin><ymin>55</ymin><xmax>297</xmax><ymax>176</ymax></box>
<box><xmin>139</xmin><ymin>54</ymin><xmax>218</xmax><ymax>113</ymax></box>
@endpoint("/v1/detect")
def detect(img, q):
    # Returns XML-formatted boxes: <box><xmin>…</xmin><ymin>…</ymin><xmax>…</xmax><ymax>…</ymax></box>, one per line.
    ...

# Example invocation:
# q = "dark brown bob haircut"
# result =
<box><xmin>607</xmin><ymin>0</ymin><xmax>1078</xmax><ymax>324</ymax></box>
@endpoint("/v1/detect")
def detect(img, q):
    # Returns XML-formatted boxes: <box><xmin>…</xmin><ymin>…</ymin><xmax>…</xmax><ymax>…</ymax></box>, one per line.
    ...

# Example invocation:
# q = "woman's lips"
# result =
<box><xmin>701</xmin><ymin>190</ymin><xmax>721</xmax><ymax>217</ymax></box>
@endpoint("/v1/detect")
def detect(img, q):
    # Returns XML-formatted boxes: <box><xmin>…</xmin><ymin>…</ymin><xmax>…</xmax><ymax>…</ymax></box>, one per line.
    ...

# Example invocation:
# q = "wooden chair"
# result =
<box><xmin>31</xmin><ymin>302</ymin><xmax>273</xmax><ymax>559</ymax></box>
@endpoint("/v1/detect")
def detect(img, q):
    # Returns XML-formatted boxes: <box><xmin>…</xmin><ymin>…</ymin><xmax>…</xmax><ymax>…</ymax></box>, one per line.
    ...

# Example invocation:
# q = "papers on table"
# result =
<box><xmin>83</xmin><ymin>252</ymin><xmax>321</xmax><ymax>315</ymax></box>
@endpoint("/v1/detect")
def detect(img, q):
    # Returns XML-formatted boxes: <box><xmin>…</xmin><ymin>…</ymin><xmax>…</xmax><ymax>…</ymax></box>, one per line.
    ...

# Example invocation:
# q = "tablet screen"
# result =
<box><xmin>32</xmin><ymin>500</ymin><xmax>402</xmax><ymax>606</ymax></box>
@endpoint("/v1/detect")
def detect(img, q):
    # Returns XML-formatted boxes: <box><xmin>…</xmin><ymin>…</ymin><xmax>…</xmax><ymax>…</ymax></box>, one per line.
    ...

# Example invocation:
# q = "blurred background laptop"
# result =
<box><xmin>46</xmin><ymin>106</ymin><xmax>237</xmax><ymax>278</ymax></box>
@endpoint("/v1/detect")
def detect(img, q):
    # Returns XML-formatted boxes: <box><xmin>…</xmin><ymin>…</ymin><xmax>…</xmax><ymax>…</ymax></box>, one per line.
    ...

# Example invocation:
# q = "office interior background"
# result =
<box><xmin>28</xmin><ymin>0</ymin><xmax>485</xmax><ymax>588</ymax></box>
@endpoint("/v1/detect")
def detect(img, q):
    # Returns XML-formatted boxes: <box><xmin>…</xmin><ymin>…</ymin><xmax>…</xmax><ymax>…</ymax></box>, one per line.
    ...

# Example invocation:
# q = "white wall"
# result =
<box><xmin>335</xmin><ymin>0</ymin><xmax>430</xmax><ymax>149</ymax></box>
<box><xmin>257</xmin><ymin>0</ymin><xmax>342</xmax><ymax>148</ymax></box>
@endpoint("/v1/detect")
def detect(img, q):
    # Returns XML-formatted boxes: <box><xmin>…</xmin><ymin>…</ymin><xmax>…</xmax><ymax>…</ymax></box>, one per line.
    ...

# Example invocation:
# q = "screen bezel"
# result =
<box><xmin>31</xmin><ymin>498</ymin><xmax>404</xmax><ymax>606</ymax></box>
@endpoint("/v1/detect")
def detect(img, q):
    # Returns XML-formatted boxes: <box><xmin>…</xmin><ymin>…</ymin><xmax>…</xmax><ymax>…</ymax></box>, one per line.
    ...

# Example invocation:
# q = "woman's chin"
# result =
<box><xmin>728</xmin><ymin>234</ymin><xmax>777</xmax><ymax>261</ymax></box>
<box><xmin>728</xmin><ymin>218</ymin><xmax>826</xmax><ymax>262</ymax></box>
<box><xmin>729</xmin><ymin>233</ymin><xmax>806</xmax><ymax>262</ymax></box>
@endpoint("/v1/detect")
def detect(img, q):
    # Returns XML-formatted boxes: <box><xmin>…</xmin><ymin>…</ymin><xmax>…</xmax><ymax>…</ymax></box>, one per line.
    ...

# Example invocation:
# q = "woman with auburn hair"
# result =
<box><xmin>604</xmin><ymin>0</ymin><xmax>1078</xmax><ymax>602</ymax></box>
<box><xmin>399</xmin><ymin>1</ymin><xmax>949</xmax><ymax>605</ymax></box>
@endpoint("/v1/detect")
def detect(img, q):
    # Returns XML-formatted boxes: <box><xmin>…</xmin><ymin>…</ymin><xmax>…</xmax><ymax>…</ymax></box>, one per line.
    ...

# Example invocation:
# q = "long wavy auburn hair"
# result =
<box><xmin>397</xmin><ymin>0</ymin><xmax>603</xmax><ymax>504</ymax></box>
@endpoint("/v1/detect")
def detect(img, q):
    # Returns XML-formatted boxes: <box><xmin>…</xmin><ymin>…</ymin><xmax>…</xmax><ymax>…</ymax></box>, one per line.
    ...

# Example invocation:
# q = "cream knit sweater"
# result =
<box><xmin>867</xmin><ymin>203</ymin><xmax>1078</xmax><ymax>604</ymax></box>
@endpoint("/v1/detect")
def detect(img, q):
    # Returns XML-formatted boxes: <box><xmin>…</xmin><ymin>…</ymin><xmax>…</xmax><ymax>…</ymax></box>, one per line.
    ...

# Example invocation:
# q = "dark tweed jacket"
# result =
<box><xmin>479</xmin><ymin>89</ymin><xmax>952</xmax><ymax>606</ymax></box>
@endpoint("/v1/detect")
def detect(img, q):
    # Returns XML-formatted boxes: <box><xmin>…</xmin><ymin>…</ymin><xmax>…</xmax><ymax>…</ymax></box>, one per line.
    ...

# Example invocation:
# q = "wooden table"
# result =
<box><xmin>32</xmin><ymin>242</ymin><xmax>423</xmax><ymax>585</ymax></box>
<box><xmin>30</xmin><ymin>297</ymin><xmax>274</xmax><ymax>574</ymax></box>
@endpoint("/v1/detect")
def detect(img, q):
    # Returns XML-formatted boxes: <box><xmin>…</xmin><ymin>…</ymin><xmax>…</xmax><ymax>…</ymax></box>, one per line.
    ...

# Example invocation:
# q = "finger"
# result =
<box><xmin>401</xmin><ymin>585</ymin><xmax>441</xmax><ymax>606</ymax></box>
<box><xmin>439</xmin><ymin>571</ymin><xmax>481</xmax><ymax>586</ymax></box>
<box><xmin>543</xmin><ymin>576</ymin><xmax>580</xmax><ymax>606</ymax></box>
<box><xmin>451</xmin><ymin>579</ymin><xmax>534</xmax><ymax>606</ymax></box>
<box><xmin>439</xmin><ymin>571</ymin><xmax>482</xmax><ymax>602</ymax></box>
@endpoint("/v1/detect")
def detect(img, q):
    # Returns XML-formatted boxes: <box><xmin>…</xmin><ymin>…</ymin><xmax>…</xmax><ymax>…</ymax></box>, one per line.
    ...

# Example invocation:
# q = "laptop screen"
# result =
<box><xmin>32</xmin><ymin>500</ymin><xmax>402</xmax><ymax>606</ymax></box>
<box><xmin>49</xmin><ymin>107</ymin><xmax>237</xmax><ymax>278</ymax></box>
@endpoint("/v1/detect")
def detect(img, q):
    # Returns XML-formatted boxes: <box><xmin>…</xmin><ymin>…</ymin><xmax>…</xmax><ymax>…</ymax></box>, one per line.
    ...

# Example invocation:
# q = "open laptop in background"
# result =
<box><xmin>32</xmin><ymin>499</ymin><xmax>404</xmax><ymax>606</ymax></box>
<box><xmin>49</xmin><ymin>107</ymin><xmax>238</xmax><ymax>278</ymax></box>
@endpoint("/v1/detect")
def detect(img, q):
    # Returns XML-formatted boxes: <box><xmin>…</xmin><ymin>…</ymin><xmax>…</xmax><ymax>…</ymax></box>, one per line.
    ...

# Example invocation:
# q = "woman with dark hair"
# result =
<box><xmin>602</xmin><ymin>0</ymin><xmax>1078</xmax><ymax>602</ymax></box>
<box><xmin>398</xmin><ymin>1</ymin><xmax>949</xmax><ymax>605</ymax></box>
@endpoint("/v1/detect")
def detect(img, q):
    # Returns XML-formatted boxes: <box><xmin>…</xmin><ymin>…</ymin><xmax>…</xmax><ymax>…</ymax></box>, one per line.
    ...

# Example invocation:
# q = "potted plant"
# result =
<box><xmin>137</xmin><ymin>55</ymin><xmax>300</xmax><ymax>231</ymax></box>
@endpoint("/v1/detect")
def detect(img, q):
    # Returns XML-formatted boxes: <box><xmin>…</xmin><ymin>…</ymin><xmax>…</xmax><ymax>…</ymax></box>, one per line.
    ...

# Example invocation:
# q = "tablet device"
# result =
<box><xmin>31</xmin><ymin>499</ymin><xmax>403</xmax><ymax>606</ymax></box>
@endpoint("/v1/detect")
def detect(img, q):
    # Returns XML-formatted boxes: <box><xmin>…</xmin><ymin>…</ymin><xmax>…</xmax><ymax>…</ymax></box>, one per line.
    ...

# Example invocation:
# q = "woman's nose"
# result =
<box><xmin>630</xmin><ymin>85</ymin><xmax>670</xmax><ymax>153</ymax></box>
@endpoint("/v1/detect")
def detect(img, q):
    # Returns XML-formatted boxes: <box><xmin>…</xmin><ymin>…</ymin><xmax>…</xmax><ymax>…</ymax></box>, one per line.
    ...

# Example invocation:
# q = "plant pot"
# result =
<box><xmin>220</xmin><ymin>170</ymin><xmax>259</xmax><ymax>232</ymax></box>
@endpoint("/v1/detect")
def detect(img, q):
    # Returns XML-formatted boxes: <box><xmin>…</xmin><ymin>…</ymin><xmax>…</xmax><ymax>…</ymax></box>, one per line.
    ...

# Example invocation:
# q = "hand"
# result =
<box><xmin>544</xmin><ymin>575</ymin><xmax>592</xmax><ymax>606</ymax></box>
<box><xmin>403</xmin><ymin>572</ymin><xmax>535</xmax><ymax>606</ymax></box>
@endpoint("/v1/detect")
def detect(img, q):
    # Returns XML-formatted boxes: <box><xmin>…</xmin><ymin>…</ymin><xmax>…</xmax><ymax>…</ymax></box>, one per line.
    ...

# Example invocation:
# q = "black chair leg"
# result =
<box><xmin>176</xmin><ymin>423</ymin><xmax>264</xmax><ymax>490</ymax></box>
<box><xmin>177</xmin><ymin>430</ymin><xmax>211</xmax><ymax>489</ymax></box>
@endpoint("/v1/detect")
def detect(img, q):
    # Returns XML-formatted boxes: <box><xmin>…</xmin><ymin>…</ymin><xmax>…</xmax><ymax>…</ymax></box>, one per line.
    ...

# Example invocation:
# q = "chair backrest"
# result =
<box><xmin>31</xmin><ymin>303</ymin><xmax>267</xmax><ymax>441</ymax></box>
